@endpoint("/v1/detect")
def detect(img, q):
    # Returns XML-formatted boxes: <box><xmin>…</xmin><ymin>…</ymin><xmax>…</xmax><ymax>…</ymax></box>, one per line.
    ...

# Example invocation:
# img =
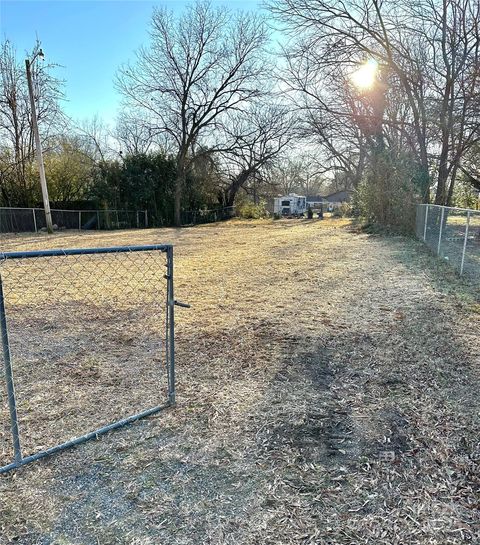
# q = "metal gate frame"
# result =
<box><xmin>0</xmin><ymin>244</ymin><xmax>176</xmax><ymax>474</ymax></box>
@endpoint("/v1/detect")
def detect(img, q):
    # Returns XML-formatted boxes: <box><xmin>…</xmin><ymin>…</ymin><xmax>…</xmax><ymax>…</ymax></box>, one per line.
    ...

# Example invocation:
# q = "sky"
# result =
<box><xmin>0</xmin><ymin>0</ymin><xmax>264</xmax><ymax>126</ymax></box>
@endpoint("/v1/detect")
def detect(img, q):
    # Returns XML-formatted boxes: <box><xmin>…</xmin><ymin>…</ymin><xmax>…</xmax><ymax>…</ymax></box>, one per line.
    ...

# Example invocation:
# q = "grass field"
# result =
<box><xmin>0</xmin><ymin>218</ymin><xmax>479</xmax><ymax>545</ymax></box>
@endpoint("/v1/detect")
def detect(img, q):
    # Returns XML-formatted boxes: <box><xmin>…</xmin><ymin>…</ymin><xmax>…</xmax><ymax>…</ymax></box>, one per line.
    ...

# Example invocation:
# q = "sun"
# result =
<box><xmin>351</xmin><ymin>59</ymin><xmax>378</xmax><ymax>89</ymax></box>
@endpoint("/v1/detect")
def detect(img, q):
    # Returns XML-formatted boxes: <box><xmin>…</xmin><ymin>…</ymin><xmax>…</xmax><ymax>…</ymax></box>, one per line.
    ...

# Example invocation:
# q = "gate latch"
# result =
<box><xmin>174</xmin><ymin>300</ymin><xmax>191</xmax><ymax>308</ymax></box>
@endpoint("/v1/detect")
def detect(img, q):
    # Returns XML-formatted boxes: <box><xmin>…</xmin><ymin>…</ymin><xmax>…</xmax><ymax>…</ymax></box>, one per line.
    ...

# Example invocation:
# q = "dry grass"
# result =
<box><xmin>0</xmin><ymin>217</ymin><xmax>479</xmax><ymax>545</ymax></box>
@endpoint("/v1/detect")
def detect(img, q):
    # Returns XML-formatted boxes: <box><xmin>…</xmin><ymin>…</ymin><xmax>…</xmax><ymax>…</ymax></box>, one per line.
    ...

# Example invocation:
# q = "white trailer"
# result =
<box><xmin>274</xmin><ymin>194</ymin><xmax>307</xmax><ymax>217</ymax></box>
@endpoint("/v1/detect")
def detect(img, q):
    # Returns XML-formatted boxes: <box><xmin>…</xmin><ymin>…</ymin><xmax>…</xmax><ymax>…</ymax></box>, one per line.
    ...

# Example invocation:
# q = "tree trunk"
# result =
<box><xmin>174</xmin><ymin>153</ymin><xmax>186</xmax><ymax>227</ymax></box>
<box><xmin>435</xmin><ymin>66</ymin><xmax>454</xmax><ymax>205</ymax></box>
<box><xmin>446</xmin><ymin>163</ymin><xmax>459</xmax><ymax>206</ymax></box>
<box><xmin>353</xmin><ymin>143</ymin><xmax>366</xmax><ymax>188</ymax></box>
<box><xmin>419</xmin><ymin>165</ymin><xmax>431</xmax><ymax>204</ymax></box>
<box><xmin>435</xmin><ymin>162</ymin><xmax>449</xmax><ymax>205</ymax></box>
<box><xmin>225</xmin><ymin>190</ymin><xmax>236</xmax><ymax>208</ymax></box>
<box><xmin>174</xmin><ymin>173</ymin><xmax>183</xmax><ymax>227</ymax></box>
<box><xmin>435</xmin><ymin>92</ymin><xmax>452</xmax><ymax>206</ymax></box>
<box><xmin>225</xmin><ymin>169</ymin><xmax>251</xmax><ymax>207</ymax></box>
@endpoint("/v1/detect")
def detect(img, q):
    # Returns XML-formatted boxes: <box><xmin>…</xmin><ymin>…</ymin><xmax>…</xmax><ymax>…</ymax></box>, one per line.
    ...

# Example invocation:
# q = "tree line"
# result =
<box><xmin>1</xmin><ymin>0</ymin><xmax>479</xmax><ymax>229</ymax></box>
<box><xmin>271</xmin><ymin>0</ymin><xmax>480</xmax><ymax>227</ymax></box>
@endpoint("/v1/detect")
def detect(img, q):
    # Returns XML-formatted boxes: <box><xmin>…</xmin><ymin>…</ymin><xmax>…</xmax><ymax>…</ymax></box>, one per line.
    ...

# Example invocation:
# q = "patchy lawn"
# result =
<box><xmin>0</xmin><ymin>218</ymin><xmax>479</xmax><ymax>545</ymax></box>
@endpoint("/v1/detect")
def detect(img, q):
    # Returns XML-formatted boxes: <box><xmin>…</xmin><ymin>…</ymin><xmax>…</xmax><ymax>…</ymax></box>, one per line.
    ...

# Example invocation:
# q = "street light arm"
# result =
<box><xmin>28</xmin><ymin>48</ymin><xmax>44</xmax><ymax>65</ymax></box>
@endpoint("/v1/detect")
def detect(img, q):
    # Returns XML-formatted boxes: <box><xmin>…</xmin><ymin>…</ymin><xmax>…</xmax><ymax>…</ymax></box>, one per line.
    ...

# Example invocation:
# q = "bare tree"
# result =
<box><xmin>270</xmin><ymin>1</ymin><xmax>432</xmax><ymax>197</ymax></box>
<box><xmin>116</xmin><ymin>1</ymin><xmax>269</xmax><ymax>225</ymax></box>
<box><xmin>217</xmin><ymin>103</ymin><xmax>295</xmax><ymax>206</ymax></box>
<box><xmin>270</xmin><ymin>0</ymin><xmax>480</xmax><ymax>205</ymax></box>
<box><xmin>113</xmin><ymin>112</ymin><xmax>157</xmax><ymax>156</ymax></box>
<box><xmin>266</xmin><ymin>154</ymin><xmax>326</xmax><ymax>196</ymax></box>
<box><xmin>296</xmin><ymin>158</ymin><xmax>327</xmax><ymax>196</ymax></box>
<box><xmin>279</xmin><ymin>45</ymin><xmax>369</xmax><ymax>190</ymax></box>
<box><xmin>267</xmin><ymin>157</ymin><xmax>303</xmax><ymax>195</ymax></box>
<box><xmin>460</xmin><ymin>143</ymin><xmax>480</xmax><ymax>191</ymax></box>
<box><xmin>76</xmin><ymin>115</ymin><xmax>111</xmax><ymax>164</ymax></box>
<box><xmin>423</xmin><ymin>0</ymin><xmax>480</xmax><ymax>204</ymax></box>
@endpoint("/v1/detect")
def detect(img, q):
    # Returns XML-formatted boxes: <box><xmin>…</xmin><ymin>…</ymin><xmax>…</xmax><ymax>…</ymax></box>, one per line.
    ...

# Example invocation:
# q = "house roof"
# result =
<box><xmin>326</xmin><ymin>189</ymin><xmax>353</xmax><ymax>199</ymax></box>
<box><xmin>307</xmin><ymin>189</ymin><xmax>353</xmax><ymax>202</ymax></box>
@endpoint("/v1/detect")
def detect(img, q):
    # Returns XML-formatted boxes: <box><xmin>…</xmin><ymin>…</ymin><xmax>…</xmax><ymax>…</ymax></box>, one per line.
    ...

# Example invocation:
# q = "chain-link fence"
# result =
<box><xmin>0</xmin><ymin>244</ymin><xmax>179</xmax><ymax>473</ymax></box>
<box><xmin>416</xmin><ymin>204</ymin><xmax>480</xmax><ymax>280</ymax></box>
<box><xmin>181</xmin><ymin>206</ymin><xmax>236</xmax><ymax>226</ymax></box>
<box><xmin>0</xmin><ymin>207</ymin><xmax>149</xmax><ymax>233</ymax></box>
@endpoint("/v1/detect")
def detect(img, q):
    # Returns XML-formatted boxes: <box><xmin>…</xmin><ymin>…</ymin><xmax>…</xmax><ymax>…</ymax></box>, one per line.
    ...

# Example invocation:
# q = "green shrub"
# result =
<box><xmin>332</xmin><ymin>202</ymin><xmax>353</xmax><ymax>217</ymax></box>
<box><xmin>453</xmin><ymin>181</ymin><xmax>480</xmax><ymax>210</ymax></box>
<box><xmin>356</xmin><ymin>150</ymin><xmax>422</xmax><ymax>234</ymax></box>
<box><xmin>237</xmin><ymin>200</ymin><xmax>269</xmax><ymax>219</ymax></box>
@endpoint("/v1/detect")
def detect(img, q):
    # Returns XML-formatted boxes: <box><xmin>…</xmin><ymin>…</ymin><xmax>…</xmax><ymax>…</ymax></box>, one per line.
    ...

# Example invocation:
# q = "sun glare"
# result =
<box><xmin>351</xmin><ymin>59</ymin><xmax>378</xmax><ymax>89</ymax></box>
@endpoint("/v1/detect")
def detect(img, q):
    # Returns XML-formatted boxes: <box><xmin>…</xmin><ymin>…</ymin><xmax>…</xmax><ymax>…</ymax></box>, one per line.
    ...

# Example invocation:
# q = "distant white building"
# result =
<box><xmin>273</xmin><ymin>194</ymin><xmax>307</xmax><ymax>216</ymax></box>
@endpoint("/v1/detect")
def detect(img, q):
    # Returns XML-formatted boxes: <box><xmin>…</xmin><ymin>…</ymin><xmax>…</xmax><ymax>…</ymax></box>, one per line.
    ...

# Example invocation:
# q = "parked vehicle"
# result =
<box><xmin>273</xmin><ymin>194</ymin><xmax>307</xmax><ymax>217</ymax></box>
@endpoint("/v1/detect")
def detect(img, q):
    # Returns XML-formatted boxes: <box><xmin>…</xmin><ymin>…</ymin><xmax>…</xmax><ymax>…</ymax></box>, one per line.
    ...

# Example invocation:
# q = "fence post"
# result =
<box><xmin>144</xmin><ymin>210</ymin><xmax>148</xmax><ymax>228</ymax></box>
<box><xmin>32</xmin><ymin>208</ymin><xmax>37</xmax><ymax>233</ymax></box>
<box><xmin>78</xmin><ymin>211</ymin><xmax>82</xmax><ymax>231</ymax></box>
<box><xmin>437</xmin><ymin>206</ymin><xmax>445</xmax><ymax>255</ymax></box>
<box><xmin>166</xmin><ymin>246</ymin><xmax>175</xmax><ymax>405</ymax></box>
<box><xmin>0</xmin><ymin>275</ymin><xmax>22</xmax><ymax>464</ymax></box>
<box><xmin>460</xmin><ymin>211</ymin><xmax>471</xmax><ymax>276</ymax></box>
<box><xmin>97</xmin><ymin>211</ymin><xmax>100</xmax><ymax>230</ymax></box>
<box><xmin>136</xmin><ymin>211</ymin><xmax>139</xmax><ymax>229</ymax></box>
<box><xmin>423</xmin><ymin>204</ymin><xmax>429</xmax><ymax>241</ymax></box>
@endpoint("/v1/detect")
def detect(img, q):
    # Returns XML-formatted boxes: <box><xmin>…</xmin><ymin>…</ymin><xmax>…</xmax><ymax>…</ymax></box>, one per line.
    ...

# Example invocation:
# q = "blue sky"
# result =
<box><xmin>1</xmin><ymin>0</ymin><xmax>263</xmax><ymax>125</ymax></box>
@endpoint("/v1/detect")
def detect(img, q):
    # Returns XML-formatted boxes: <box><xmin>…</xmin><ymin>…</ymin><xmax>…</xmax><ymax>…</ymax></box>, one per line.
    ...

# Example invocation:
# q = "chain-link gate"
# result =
<box><xmin>0</xmin><ymin>244</ymin><xmax>179</xmax><ymax>473</ymax></box>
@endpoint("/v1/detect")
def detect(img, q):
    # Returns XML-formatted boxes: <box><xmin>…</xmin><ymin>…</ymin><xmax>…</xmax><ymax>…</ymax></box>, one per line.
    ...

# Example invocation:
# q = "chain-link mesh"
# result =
<box><xmin>0</xmin><ymin>246</ymin><xmax>171</xmax><ymax>470</ymax></box>
<box><xmin>464</xmin><ymin>212</ymin><xmax>480</xmax><ymax>279</ymax></box>
<box><xmin>416</xmin><ymin>204</ymin><xmax>480</xmax><ymax>282</ymax></box>
<box><xmin>180</xmin><ymin>206</ymin><xmax>236</xmax><ymax>226</ymax></box>
<box><xmin>0</xmin><ymin>208</ymin><xmax>148</xmax><ymax>233</ymax></box>
<box><xmin>0</xmin><ymin>208</ymin><xmax>37</xmax><ymax>233</ymax></box>
<box><xmin>415</xmin><ymin>203</ymin><xmax>427</xmax><ymax>240</ymax></box>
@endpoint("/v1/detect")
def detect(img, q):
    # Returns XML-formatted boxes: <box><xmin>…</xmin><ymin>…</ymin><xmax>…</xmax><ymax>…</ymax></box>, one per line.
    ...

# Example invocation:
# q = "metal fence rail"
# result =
<box><xmin>0</xmin><ymin>207</ymin><xmax>148</xmax><ymax>233</ymax></box>
<box><xmin>416</xmin><ymin>204</ymin><xmax>480</xmax><ymax>280</ymax></box>
<box><xmin>0</xmin><ymin>244</ymin><xmax>177</xmax><ymax>473</ymax></box>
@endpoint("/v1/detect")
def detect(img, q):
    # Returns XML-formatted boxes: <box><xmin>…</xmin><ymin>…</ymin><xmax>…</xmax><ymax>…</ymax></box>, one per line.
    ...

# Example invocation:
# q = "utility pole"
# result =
<box><xmin>25</xmin><ymin>51</ymin><xmax>53</xmax><ymax>234</ymax></box>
